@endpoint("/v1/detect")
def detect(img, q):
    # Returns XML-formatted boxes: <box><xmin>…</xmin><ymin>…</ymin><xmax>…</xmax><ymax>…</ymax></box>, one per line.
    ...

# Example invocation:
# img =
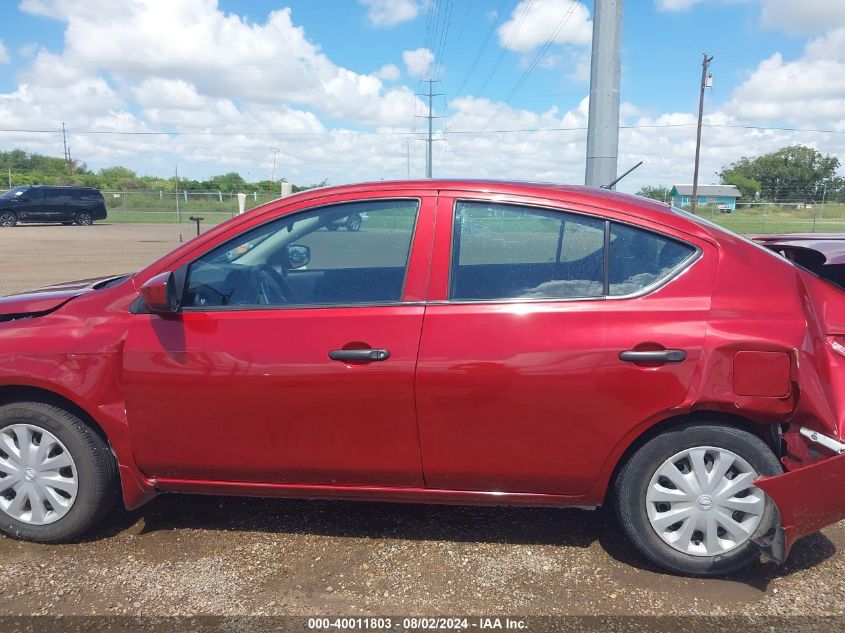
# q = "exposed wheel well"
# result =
<box><xmin>604</xmin><ymin>411</ymin><xmax>782</xmax><ymax>504</ymax></box>
<box><xmin>0</xmin><ymin>385</ymin><xmax>109</xmax><ymax>445</ymax></box>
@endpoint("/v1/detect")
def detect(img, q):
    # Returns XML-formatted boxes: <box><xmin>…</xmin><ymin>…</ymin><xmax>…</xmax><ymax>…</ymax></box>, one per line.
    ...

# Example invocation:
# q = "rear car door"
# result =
<box><xmin>123</xmin><ymin>191</ymin><xmax>436</xmax><ymax>486</ymax></box>
<box><xmin>416</xmin><ymin>193</ymin><xmax>715</xmax><ymax>495</ymax></box>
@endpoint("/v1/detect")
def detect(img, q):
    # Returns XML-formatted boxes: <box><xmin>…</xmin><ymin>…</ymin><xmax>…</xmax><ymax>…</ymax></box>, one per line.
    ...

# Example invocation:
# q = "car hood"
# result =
<box><xmin>0</xmin><ymin>274</ymin><xmax>128</xmax><ymax>317</ymax></box>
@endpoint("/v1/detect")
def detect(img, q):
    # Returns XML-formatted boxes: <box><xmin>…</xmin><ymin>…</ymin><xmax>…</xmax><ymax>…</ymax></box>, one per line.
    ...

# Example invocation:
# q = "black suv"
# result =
<box><xmin>0</xmin><ymin>185</ymin><xmax>107</xmax><ymax>227</ymax></box>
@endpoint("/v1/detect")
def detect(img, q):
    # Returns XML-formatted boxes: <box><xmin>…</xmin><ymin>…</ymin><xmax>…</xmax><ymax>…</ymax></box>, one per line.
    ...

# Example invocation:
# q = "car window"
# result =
<box><xmin>450</xmin><ymin>201</ymin><xmax>606</xmax><ymax>300</ymax></box>
<box><xmin>23</xmin><ymin>188</ymin><xmax>44</xmax><ymax>201</ymax></box>
<box><xmin>184</xmin><ymin>199</ymin><xmax>419</xmax><ymax>309</ymax></box>
<box><xmin>608</xmin><ymin>223</ymin><xmax>695</xmax><ymax>296</ymax></box>
<box><xmin>450</xmin><ymin>201</ymin><xmax>696</xmax><ymax>302</ymax></box>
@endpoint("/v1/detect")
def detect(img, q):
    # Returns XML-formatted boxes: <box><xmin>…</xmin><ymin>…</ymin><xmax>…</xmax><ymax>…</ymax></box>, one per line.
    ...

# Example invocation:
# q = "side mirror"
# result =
<box><xmin>139</xmin><ymin>271</ymin><xmax>182</xmax><ymax>314</ymax></box>
<box><xmin>287</xmin><ymin>244</ymin><xmax>311</xmax><ymax>269</ymax></box>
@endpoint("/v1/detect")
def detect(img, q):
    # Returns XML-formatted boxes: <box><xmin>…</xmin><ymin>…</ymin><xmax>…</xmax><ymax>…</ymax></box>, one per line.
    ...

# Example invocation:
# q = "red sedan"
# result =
<box><xmin>1</xmin><ymin>180</ymin><xmax>843</xmax><ymax>577</ymax></box>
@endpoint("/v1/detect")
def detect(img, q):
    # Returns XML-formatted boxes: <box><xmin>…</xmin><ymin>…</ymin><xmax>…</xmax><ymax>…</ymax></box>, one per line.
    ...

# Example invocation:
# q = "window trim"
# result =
<box><xmin>445</xmin><ymin>199</ymin><xmax>702</xmax><ymax>306</ymax></box>
<box><xmin>180</xmin><ymin>197</ymin><xmax>422</xmax><ymax>312</ymax></box>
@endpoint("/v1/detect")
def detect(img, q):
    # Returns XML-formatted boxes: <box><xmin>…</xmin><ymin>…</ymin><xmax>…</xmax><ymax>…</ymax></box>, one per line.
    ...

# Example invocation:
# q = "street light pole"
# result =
<box><xmin>691</xmin><ymin>53</ymin><xmax>713</xmax><ymax>215</ymax></box>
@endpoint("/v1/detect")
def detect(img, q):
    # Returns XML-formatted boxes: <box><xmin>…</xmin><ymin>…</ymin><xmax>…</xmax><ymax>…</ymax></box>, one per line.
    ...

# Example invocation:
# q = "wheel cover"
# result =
<box><xmin>645</xmin><ymin>446</ymin><xmax>766</xmax><ymax>557</ymax></box>
<box><xmin>77</xmin><ymin>213</ymin><xmax>92</xmax><ymax>225</ymax></box>
<box><xmin>0</xmin><ymin>424</ymin><xmax>79</xmax><ymax>525</ymax></box>
<box><xmin>0</xmin><ymin>212</ymin><xmax>14</xmax><ymax>226</ymax></box>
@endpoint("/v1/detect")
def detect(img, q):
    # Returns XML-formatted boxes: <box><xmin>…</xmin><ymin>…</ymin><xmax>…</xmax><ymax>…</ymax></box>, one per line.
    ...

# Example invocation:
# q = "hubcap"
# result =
<box><xmin>0</xmin><ymin>424</ymin><xmax>78</xmax><ymax>525</ymax></box>
<box><xmin>646</xmin><ymin>446</ymin><xmax>766</xmax><ymax>557</ymax></box>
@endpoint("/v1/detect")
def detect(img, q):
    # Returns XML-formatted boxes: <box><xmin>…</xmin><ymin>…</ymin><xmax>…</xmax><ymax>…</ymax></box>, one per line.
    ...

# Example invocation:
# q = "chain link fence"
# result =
<box><xmin>0</xmin><ymin>188</ymin><xmax>280</xmax><ymax>224</ymax></box>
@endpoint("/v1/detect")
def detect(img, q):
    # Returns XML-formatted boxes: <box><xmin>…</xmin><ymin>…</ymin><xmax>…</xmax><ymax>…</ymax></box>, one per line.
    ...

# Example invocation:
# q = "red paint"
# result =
<box><xmin>733</xmin><ymin>351</ymin><xmax>791</xmax><ymax>397</ymax></box>
<box><xmin>755</xmin><ymin>452</ymin><xmax>845</xmax><ymax>556</ymax></box>
<box><xmin>0</xmin><ymin>180</ymin><xmax>844</xmax><ymax>559</ymax></box>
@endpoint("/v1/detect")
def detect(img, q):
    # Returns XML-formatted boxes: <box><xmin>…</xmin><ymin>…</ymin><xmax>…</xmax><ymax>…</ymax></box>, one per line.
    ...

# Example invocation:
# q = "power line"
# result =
<box><xmin>484</xmin><ymin>1</ymin><xmax>580</xmax><ymax>129</ymax></box>
<box><xmin>431</xmin><ymin>0</ymin><xmax>454</xmax><ymax>81</ymax></box>
<box><xmin>476</xmin><ymin>0</ymin><xmax>535</xmax><ymax>97</ymax></box>
<box><xmin>453</xmin><ymin>0</ymin><xmax>508</xmax><ymax>97</ymax></box>
<box><xmin>0</xmin><ymin>123</ymin><xmax>843</xmax><ymax>138</ymax></box>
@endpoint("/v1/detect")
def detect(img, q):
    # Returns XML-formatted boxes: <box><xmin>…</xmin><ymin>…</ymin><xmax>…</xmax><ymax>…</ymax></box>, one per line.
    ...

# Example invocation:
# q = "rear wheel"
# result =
<box><xmin>74</xmin><ymin>212</ymin><xmax>94</xmax><ymax>226</ymax></box>
<box><xmin>0</xmin><ymin>211</ymin><xmax>17</xmax><ymax>227</ymax></box>
<box><xmin>614</xmin><ymin>423</ymin><xmax>782</xmax><ymax>576</ymax></box>
<box><xmin>0</xmin><ymin>402</ymin><xmax>117</xmax><ymax>542</ymax></box>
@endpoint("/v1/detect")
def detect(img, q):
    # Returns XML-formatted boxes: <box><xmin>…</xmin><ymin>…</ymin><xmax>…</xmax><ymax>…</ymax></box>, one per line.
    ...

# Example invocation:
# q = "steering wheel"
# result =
<box><xmin>253</xmin><ymin>265</ymin><xmax>293</xmax><ymax>305</ymax></box>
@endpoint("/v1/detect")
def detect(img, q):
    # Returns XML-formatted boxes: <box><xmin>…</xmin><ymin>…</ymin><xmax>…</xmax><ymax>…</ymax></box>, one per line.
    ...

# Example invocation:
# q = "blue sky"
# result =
<box><xmin>0</xmin><ymin>1</ymin><xmax>842</xmax><ymax>192</ymax></box>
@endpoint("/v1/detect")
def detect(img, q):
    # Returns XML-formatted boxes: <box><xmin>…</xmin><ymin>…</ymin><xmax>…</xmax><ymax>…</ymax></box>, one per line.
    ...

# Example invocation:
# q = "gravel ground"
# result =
<box><xmin>0</xmin><ymin>223</ymin><xmax>843</xmax><ymax>621</ymax></box>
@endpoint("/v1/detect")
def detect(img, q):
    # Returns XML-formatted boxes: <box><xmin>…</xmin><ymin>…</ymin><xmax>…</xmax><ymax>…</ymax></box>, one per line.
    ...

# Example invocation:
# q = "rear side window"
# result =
<box><xmin>450</xmin><ymin>201</ymin><xmax>696</xmax><ymax>301</ymax></box>
<box><xmin>609</xmin><ymin>223</ymin><xmax>695</xmax><ymax>296</ymax></box>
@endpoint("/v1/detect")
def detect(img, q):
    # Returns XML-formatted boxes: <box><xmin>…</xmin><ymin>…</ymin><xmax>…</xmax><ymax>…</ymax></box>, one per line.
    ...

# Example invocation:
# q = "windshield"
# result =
<box><xmin>0</xmin><ymin>186</ymin><xmax>28</xmax><ymax>200</ymax></box>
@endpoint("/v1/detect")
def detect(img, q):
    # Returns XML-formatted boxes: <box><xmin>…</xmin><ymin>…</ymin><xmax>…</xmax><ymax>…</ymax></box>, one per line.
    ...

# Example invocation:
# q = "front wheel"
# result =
<box><xmin>0</xmin><ymin>211</ymin><xmax>17</xmax><ymax>227</ymax></box>
<box><xmin>614</xmin><ymin>423</ymin><xmax>782</xmax><ymax>576</ymax></box>
<box><xmin>74</xmin><ymin>212</ymin><xmax>94</xmax><ymax>226</ymax></box>
<box><xmin>345</xmin><ymin>213</ymin><xmax>362</xmax><ymax>231</ymax></box>
<box><xmin>0</xmin><ymin>402</ymin><xmax>118</xmax><ymax>542</ymax></box>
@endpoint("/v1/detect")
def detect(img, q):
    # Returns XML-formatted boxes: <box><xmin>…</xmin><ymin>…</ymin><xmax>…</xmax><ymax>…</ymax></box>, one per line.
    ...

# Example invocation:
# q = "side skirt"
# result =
<box><xmin>154</xmin><ymin>478</ymin><xmax>597</xmax><ymax>509</ymax></box>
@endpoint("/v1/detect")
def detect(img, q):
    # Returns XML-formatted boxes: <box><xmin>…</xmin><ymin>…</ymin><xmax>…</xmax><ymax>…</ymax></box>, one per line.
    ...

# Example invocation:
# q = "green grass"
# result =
<box><xmin>696</xmin><ymin>203</ymin><xmax>845</xmax><ymax>234</ymax></box>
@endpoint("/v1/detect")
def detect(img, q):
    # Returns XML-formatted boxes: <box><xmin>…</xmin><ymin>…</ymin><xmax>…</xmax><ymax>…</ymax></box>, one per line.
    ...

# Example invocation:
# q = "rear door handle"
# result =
<box><xmin>328</xmin><ymin>348</ymin><xmax>391</xmax><ymax>362</ymax></box>
<box><xmin>619</xmin><ymin>349</ymin><xmax>687</xmax><ymax>363</ymax></box>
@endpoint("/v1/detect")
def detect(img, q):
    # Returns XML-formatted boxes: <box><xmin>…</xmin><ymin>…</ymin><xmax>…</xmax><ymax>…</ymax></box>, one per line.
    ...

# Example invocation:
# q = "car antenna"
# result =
<box><xmin>601</xmin><ymin>161</ymin><xmax>643</xmax><ymax>190</ymax></box>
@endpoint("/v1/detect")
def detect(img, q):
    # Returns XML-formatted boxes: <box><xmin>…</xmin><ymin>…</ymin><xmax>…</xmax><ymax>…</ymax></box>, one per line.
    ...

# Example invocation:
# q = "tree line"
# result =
<box><xmin>0</xmin><ymin>149</ymin><xmax>323</xmax><ymax>193</ymax></box>
<box><xmin>636</xmin><ymin>145</ymin><xmax>845</xmax><ymax>204</ymax></box>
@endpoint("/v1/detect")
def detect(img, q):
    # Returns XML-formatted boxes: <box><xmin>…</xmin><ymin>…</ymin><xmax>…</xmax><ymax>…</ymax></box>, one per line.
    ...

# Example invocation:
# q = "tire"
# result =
<box><xmin>0</xmin><ymin>402</ymin><xmax>118</xmax><ymax>543</ymax></box>
<box><xmin>74</xmin><ymin>212</ymin><xmax>94</xmax><ymax>226</ymax></box>
<box><xmin>346</xmin><ymin>213</ymin><xmax>362</xmax><ymax>232</ymax></box>
<box><xmin>0</xmin><ymin>211</ymin><xmax>17</xmax><ymax>227</ymax></box>
<box><xmin>614</xmin><ymin>422</ymin><xmax>782</xmax><ymax>576</ymax></box>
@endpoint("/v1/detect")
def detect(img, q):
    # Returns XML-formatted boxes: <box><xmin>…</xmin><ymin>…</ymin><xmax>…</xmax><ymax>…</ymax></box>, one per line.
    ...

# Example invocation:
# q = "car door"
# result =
<box><xmin>17</xmin><ymin>187</ymin><xmax>44</xmax><ymax>221</ymax></box>
<box><xmin>123</xmin><ymin>192</ymin><xmax>435</xmax><ymax>487</ymax></box>
<box><xmin>415</xmin><ymin>193</ymin><xmax>715</xmax><ymax>495</ymax></box>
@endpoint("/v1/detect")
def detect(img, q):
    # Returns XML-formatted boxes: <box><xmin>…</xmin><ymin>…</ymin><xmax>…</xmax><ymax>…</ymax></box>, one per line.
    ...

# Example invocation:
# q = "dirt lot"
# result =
<box><xmin>0</xmin><ymin>223</ymin><xmax>844</xmax><ymax>620</ymax></box>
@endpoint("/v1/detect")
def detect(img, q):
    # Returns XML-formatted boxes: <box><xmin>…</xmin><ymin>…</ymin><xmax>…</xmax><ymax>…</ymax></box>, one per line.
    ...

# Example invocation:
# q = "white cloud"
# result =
<box><xmin>726</xmin><ymin>28</ymin><xmax>845</xmax><ymax>124</ymax></box>
<box><xmin>0</xmin><ymin>41</ymin><xmax>9</xmax><ymax>64</ymax></box>
<box><xmin>16</xmin><ymin>1</ymin><xmax>422</xmax><ymax>128</ymax></box>
<box><xmin>374</xmin><ymin>63</ymin><xmax>401</xmax><ymax>81</ymax></box>
<box><xmin>2</xmin><ymin>0</ymin><xmax>842</xmax><ymax>192</ymax></box>
<box><xmin>498</xmin><ymin>0</ymin><xmax>592</xmax><ymax>53</ymax></box>
<box><xmin>359</xmin><ymin>0</ymin><xmax>422</xmax><ymax>28</ymax></box>
<box><xmin>656</xmin><ymin>0</ymin><xmax>845</xmax><ymax>36</ymax></box>
<box><xmin>655</xmin><ymin>0</ymin><xmax>702</xmax><ymax>10</ymax></box>
<box><xmin>760</xmin><ymin>0</ymin><xmax>845</xmax><ymax>36</ymax></box>
<box><xmin>402</xmin><ymin>47</ymin><xmax>434</xmax><ymax>79</ymax></box>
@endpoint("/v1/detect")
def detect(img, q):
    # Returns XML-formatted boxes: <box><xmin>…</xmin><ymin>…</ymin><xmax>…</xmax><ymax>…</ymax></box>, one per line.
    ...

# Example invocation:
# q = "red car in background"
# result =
<box><xmin>0</xmin><ymin>180</ymin><xmax>844</xmax><ymax>577</ymax></box>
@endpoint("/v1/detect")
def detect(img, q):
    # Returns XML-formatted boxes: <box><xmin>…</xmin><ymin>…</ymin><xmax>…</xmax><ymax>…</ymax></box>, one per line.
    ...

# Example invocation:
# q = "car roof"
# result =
<box><xmin>28</xmin><ymin>185</ymin><xmax>100</xmax><ymax>190</ymax></box>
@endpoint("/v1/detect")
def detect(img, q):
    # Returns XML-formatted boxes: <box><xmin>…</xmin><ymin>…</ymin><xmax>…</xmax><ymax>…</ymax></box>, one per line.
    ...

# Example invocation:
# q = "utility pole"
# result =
<box><xmin>269</xmin><ymin>147</ymin><xmax>280</xmax><ymax>195</ymax></box>
<box><xmin>585</xmin><ymin>0</ymin><xmax>623</xmax><ymax>188</ymax></box>
<box><xmin>406</xmin><ymin>137</ymin><xmax>411</xmax><ymax>179</ymax></box>
<box><xmin>61</xmin><ymin>122</ymin><xmax>71</xmax><ymax>174</ymax></box>
<box><xmin>416</xmin><ymin>79</ymin><xmax>443</xmax><ymax>178</ymax></box>
<box><xmin>174</xmin><ymin>166</ymin><xmax>181</xmax><ymax>223</ymax></box>
<box><xmin>691</xmin><ymin>53</ymin><xmax>714</xmax><ymax>215</ymax></box>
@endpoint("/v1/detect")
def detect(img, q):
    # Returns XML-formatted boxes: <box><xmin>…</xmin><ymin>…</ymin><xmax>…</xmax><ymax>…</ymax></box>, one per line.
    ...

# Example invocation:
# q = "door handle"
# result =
<box><xmin>619</xmin><ymin>349</ymin><xmax>687</xmax><ymax>363</ymax></box>
<box><xmin>328</xmin><ymin>348</ymin><xmax>391</xmax><ymax>362</ymax></box>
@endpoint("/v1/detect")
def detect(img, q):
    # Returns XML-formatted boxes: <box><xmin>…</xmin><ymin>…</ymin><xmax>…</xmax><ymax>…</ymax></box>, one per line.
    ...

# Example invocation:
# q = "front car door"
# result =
<box><xmin>416</xmin><ymin>193</ymin><xmax>715</xmax><ymax>495</ymax></box>
<box><xmin>16</xmin><ymin>187</ymin><xmax>44</xmax><ymax>222</ymax></box>
<box><xmin>123</xmin><ymin>191</ymin><xmax>435</xmax><ymax>487</ymax></box>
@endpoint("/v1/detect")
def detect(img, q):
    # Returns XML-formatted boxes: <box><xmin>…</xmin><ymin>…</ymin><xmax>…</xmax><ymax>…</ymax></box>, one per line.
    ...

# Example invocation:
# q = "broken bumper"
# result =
<box><xmin>754</xmin><ymin>450</ymin><xmax>845</xmax><ymax>562</ymax></box>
